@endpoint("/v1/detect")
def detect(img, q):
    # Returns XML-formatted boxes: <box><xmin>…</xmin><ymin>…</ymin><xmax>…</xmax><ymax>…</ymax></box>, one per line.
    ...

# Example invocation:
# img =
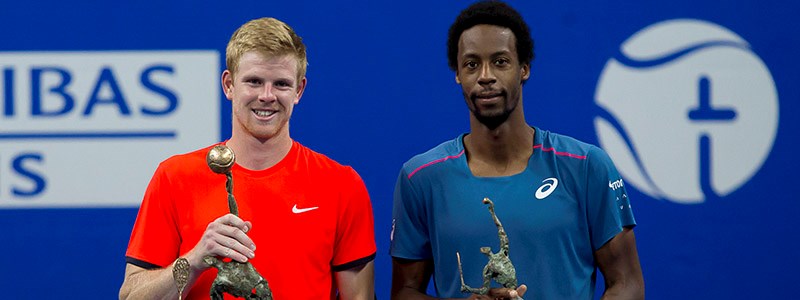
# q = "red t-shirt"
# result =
<box><xmin>125</xmin><ymin>141</ymin><xmax>376</xmax><ymax>299</ymax></box>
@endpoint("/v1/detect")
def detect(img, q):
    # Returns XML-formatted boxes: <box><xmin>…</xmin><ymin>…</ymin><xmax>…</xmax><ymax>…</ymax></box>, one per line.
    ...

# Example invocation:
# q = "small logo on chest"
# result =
<box><xmin>535</xmin><ymin>178</ymin><xmax>559</xmax><ymax>200</ymax></box>
<box><xmin>292</xmin><ymin>204</ymin><xmax>319</xmax><ymax>214</ymax></box>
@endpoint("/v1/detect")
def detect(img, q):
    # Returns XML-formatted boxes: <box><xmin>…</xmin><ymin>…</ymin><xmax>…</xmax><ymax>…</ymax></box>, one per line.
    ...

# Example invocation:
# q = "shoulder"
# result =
<box><xmin>293</xmin><ymin>141</ymin><xmax>360</xmax><ymax>177</ymax></box>
<box><xmin>537</xmin><ymin>129</ymin><xmax>595</xmax><ymax>157</ymax></box>
<box><xmin>401</xmin><ymin>135</ymin><xmax>465</xmax><ymax>179</ymax></box>
<box><xmin>536</xmin><ymin>128</ymin><xmax>616</xmax><ymax>171</ymax></box>
<box><xmin>157</xmin><ymin>144</ymin><xmax>217</xmax><ymax>175</ymax></box>
<box><xmin>537</xmin><ymin>128</ymin><xmax>613</xmax><ymax>162</ymax></box>
<box><xmin>293</xmin><ymin>142</ymin><xmax>370</xmax><ymax>205</ymax></box>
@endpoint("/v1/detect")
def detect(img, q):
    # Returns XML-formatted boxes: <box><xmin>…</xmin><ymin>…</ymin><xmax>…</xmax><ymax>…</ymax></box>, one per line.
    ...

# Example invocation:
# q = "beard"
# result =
<box><xmin>468</xmin><ymin>92</ymin><xmax>518</xmax><ymax>130</ymax></box>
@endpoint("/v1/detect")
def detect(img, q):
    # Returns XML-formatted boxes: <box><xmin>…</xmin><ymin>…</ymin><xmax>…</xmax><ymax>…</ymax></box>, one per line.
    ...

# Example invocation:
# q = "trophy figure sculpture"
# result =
<box><xmin>456</xmin><ymin>197</ymin><xmax>523</xmax><ymax>300</ymax></box>
<box><xmin>204</xmin><ymin>145</ymin><xmax>273</xmax><ymax>300</ymax></box>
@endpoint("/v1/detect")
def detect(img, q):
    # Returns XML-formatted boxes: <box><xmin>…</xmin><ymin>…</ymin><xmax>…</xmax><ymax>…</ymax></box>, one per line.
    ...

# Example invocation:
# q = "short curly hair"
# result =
<box><xmin>447</xmin><ymin>0</ymin><xmax>535</xmax><ymax>71</ymax></box>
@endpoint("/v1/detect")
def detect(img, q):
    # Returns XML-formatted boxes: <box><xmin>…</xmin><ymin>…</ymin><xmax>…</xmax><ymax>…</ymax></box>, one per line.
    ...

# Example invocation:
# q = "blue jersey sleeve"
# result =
<box><xmin>389</xmin><ymin>168</ymin><xmax>432</xmax><ymax>260</ymax></box>
<box><xmin>585</xmin><ymin>146</ymin><xmax>637</xmax><ymax>250</ymax></box>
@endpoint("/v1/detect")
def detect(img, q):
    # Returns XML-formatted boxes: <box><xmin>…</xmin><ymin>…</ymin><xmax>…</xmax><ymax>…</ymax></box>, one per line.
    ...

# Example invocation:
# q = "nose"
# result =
<box><xmin>478</xmin><ymin>64</ymin><xmax>496</xmax><ymax>86</ymax></box>
<box><xmin>259</xmin><ymin>84</ymin><xmax>277</xmax><ymax>102</ymax></box>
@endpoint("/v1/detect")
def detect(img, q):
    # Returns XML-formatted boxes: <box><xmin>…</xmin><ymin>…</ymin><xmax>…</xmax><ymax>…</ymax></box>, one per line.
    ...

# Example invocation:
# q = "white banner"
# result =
<box><xmin>0</xmin><ymin>51</ymin><xmax>220</xmax><ymax>207</ymax></box>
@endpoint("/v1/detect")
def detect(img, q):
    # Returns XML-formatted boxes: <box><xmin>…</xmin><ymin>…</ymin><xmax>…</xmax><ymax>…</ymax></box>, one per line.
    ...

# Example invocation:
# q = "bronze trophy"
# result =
<box><xmin>203</xmin><ymin>145</ymin><xmax>273</xmax><ymax>300</ymax></box>
<box><xmin>456</xmin><ymin>197</ymin><xmax>523</xmax><ymax>300</ymax></box>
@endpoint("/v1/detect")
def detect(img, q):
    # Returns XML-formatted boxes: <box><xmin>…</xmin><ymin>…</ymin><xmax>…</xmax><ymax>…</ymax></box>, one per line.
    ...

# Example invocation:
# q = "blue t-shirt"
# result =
<box><xmin>390</xmin><ymin>127</ymin><xmax>636</xmax><ymax>299</ymax></box>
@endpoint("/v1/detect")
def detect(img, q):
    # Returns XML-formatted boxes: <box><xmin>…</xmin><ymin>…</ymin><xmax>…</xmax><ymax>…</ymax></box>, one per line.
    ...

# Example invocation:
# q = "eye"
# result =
<box><xmin>464</xmin><ymin>61</ymin><xmax>479</xmax><ymax>69</ymax></box>
<box><xmin>494</xmin><ymin>58</ymin><xmax>510</xmax><ymax>67</ymax></box>
<box><xmin>245</xmin><ymin>78</ymin><xmax>262</xmax><ymax>85</ymax></box>
<box><xmin>274</xmin><ymin>80</ymin><xmax>293</xmax><ymax>88</ymax></box>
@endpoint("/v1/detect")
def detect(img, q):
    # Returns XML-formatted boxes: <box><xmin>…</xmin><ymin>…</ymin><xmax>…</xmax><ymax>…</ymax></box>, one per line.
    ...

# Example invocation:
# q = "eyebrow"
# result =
<box><xmin>239</xmin><ymin>74</ymin><xmax>295</xmax><ymax>83</ymax></box>
<box><xmin>460</xmin><ymin>50</ymin><xmax>513</xmax><ymax>59</ymax></box>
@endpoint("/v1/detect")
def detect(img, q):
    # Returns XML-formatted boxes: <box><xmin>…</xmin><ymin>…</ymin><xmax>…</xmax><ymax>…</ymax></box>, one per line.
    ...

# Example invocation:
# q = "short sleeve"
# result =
<box><xmin>585</xmin><ymin>146</ymin><xmax>637</xmax><ymax>251</ymax></box>
<box><xmin>125</xmin><ymin>163</ymin><xmax>180</xmax><ymax>269</ymax></box>
<box><xmin>389</xmin><ymin>168</ymin><xmax>432</xmax><ymax>260</ymax></box>
<box><xmin>332</xmin><ymin>167</ymin><xmax>377</xmax><ymax>271</ymax></box>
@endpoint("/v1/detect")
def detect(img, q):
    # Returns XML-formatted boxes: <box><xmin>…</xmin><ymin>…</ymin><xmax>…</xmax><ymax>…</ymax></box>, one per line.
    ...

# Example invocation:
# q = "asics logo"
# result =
<box><xmin>292</xmin><ymin>204</ymin><xmax>319</xmax><ymax>214</ymax></box>
<box><xmin>535</xmin><ymin>178</ymin><xmax>559</xmax><ymax>200</ymax></box>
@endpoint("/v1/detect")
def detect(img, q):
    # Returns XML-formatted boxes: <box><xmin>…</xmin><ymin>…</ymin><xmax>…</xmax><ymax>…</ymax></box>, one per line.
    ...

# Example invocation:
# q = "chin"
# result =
<box><xmin>240</xmin><ymin>127</ymin><xmax>276</xmax><ymax>140</ymax></box>
<box><xmin>473</xmin><ymin>103</ymin><xmax>517</xmax><ymax>128</ymax></box>
<box><xmin>475</xmin><ymin>115</ymin><xmax>508</xmax><ymax>130</ymax></box>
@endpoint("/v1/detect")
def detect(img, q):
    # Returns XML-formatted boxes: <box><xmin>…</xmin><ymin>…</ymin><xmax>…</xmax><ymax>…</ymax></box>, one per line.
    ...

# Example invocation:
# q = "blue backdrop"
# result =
<box><xmin>1</xmin><ymin>1</ymin><xmax>797</xmax><ymax>299</ymax></box>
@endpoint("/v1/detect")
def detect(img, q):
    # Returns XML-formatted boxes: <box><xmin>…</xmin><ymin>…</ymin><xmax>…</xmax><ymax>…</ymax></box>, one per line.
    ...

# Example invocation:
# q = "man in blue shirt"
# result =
<box><xmin>389</xmin><ymin>1</ymin><xmax>644</xmax><ymax>299</ymax></box>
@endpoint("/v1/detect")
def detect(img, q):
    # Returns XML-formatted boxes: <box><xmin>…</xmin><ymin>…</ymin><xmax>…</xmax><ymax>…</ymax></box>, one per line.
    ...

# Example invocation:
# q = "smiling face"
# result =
<box><xmin>222</xmin><ymin>51</ymin><xmax>306</xmax><ymax>142</ymax></box>
<box><xmin>456</xmin><ymin>24</ymin><xmax>530</xmax><ymax>130</ymax></box>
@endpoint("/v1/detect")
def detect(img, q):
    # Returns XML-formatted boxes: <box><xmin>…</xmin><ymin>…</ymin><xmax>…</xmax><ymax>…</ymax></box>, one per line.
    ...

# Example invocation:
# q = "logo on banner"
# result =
<box><xmin>0</xmin><ymin>51</ymin><xmax>220</xmax><ymax>207</ymax></box>
<box><xmin>594</xmin><ymin>19</ymin><xmax>779</xmax><ymax>204</ymax></box>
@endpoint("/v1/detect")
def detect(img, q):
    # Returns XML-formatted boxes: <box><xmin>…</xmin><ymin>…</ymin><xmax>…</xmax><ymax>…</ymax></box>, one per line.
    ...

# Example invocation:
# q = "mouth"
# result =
<box><xmin>252</xmin><ymin>109</ymin><xmax>277</xmax><ymax>119</ymax></box>
<box><xmin>472</xmin><ymin>91</ymin><xmax>504</xmax><ymax>103</ymax></box>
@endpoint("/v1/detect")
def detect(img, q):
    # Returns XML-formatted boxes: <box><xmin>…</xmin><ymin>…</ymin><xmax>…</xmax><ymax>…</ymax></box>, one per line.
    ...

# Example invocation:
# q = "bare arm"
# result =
<box><xmin>595</xmin><ymin>227</ymin><xmax>645</xmax><ymax>300</ymax></box>
<box><xmin>119</xmin><ymin>263</ymin><xmax>192</xmax><ymax>300</ymax></box>
<box><xmin>335</xmin><ymin>260</ymin><xmax>376</xmax><ymax>300</ymax></box>
<box><xmin>391</xmin><ymin>258</ymin><xmax>436</xmax><ymax>300</ymax></box>
<box><xmin>390</xmin><ymin>258</ymin><xmax>525</xmax><ymax>300</ymax></box>
<box><xmin>119</xmin><ymin>214</ymin><xmax>255</xmax><ymax>299</ymax></box>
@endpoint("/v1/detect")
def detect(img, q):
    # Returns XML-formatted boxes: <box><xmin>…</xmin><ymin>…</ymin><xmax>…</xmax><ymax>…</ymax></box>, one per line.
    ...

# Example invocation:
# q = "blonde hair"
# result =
<box><xmin>225</xmin><ymin>17</ymin><xmax>307</xmax><ymax>80</ymax></box>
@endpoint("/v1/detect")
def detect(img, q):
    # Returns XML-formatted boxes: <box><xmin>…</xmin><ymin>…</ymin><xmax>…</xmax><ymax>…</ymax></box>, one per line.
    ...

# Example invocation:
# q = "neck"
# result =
<box><xmin>226</xmin><ymin>129</ymin><xmax>293</xmax><ymax>171</ymax></box>
<box><xmin>464</xmin><ymin>101</ymin><xmax>534</xmax><ymax>177</ymax></box>
<box><xmin>466</xmin><ymin>107</ymin><xmax>533</xmax><ymax>160</ymax></box>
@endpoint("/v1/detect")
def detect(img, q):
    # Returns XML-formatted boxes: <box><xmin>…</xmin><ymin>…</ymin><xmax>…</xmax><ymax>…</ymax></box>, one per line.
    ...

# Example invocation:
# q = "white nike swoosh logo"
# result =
<box><xmin>292</xmin><ymin>204</ymin><xmax>319</xmax><ymax>214</ymax></box>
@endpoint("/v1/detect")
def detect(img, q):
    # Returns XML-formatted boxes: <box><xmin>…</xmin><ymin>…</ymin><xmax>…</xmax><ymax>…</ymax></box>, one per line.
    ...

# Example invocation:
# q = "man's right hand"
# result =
<box><xmin>120</xmin><ymin>214</ymin><xmax>258</xmax><ymax>300</ymax></box>
<box><xmin>185</xmin><ymin>213</ymin><xmax>257</xmax><ymax>272</ymax></box>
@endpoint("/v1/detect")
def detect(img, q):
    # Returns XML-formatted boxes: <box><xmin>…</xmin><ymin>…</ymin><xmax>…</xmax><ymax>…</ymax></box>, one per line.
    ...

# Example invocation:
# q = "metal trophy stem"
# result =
<box><xmin>225</xmin><ymin>172</ymin><xmax>238</xmax><ymax>216</ymax></box>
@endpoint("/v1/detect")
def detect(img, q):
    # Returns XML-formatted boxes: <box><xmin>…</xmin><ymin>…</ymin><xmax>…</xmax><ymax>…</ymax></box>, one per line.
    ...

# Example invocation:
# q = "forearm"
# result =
<box><xmin>596</xmin><ymin>228</ymin><xmax>644</xmax><ymax>300</ymax></box>
<box><xmin>336</xmin><ymin>261</ymin><xmax>375</xmax><ymax>300</ymax></box>
<box><xmin>392</xmin><ymin>286</ymin><xmax>473</xmax><ymax>300</ymax></box>
<box><xmin>392</xmin><ymin>287</ymin><xmax>439</xmax><ymax>300</ymax></box>
<box><xmin>600</xmin><ymin>280</ymin><xmax>644</xmax><ymax>300</ymax></box>
<box><xmin>119</xmin><ymin>260</ymin><xmax>205</xmax><ymax>300</ymax></box>
<box><xmin>119</xmin><ymin>265</ymin><xmax>179</xmax><ymax>300</ymax></box>
<box><xmin>391</xmin><ymin>258</ymin><xmax>469</xmax><ymax>300</ymax></box>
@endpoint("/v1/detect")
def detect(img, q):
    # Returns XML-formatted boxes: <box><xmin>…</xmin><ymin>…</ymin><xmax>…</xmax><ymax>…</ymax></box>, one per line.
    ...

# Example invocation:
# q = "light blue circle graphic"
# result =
<box><xmin>594</xmin><ymin>19</ymin><xmax>779</xmax><ymax>204</ymax></box>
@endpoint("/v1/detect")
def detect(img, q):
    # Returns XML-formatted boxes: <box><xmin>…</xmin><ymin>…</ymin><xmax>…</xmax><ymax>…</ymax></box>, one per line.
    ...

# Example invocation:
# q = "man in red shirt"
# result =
<box><xmin>119</xmin><ymin>17</ymin><xmax>376</xmax><ymax>300</ymax></box>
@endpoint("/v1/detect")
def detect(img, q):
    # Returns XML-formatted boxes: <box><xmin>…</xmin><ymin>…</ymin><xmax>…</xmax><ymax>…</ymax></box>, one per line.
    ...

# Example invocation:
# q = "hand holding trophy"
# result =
<box><xmin>203</xmin><ymin>145</ymin><xmax>273</xmax><ymax>300</ymax></box>
<box><xmin>457</xmin><ymin>197</ymin><xmax>524</xmax><ymax>300</ymax></box>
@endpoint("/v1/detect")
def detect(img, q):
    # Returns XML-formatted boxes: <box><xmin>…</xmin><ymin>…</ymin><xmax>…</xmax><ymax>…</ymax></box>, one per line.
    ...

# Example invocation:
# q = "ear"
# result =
<box><xmin>294</xmin><ymin>77</ymin><xmax>307</xmax><ymax>105</ymax></box>
<box><xmin>455</xmin><ymin>73</ymin><xmax>461</xmax><ymax>84</ymax></box>
<box><xmin>521</xmin><ymin>64</ymin><xmax>531</xmax><ymax>81</ymax></box>
<box><xmin>221</xmin><ymin>70</ymin><xmax>234</xmax><ymax>101</ymax></box>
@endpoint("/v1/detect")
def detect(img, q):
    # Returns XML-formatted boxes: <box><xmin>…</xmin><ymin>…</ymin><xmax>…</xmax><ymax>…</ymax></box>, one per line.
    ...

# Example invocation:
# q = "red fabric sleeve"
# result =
<box><xmin>125</xmin><ymin>162</ymin><xmax>180</xmax><ymax>268</ymax></box>
<box><xmin>331</xmin><ymin>167</ymin><xmax>376</xmax><ymax>270</ymax></box>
